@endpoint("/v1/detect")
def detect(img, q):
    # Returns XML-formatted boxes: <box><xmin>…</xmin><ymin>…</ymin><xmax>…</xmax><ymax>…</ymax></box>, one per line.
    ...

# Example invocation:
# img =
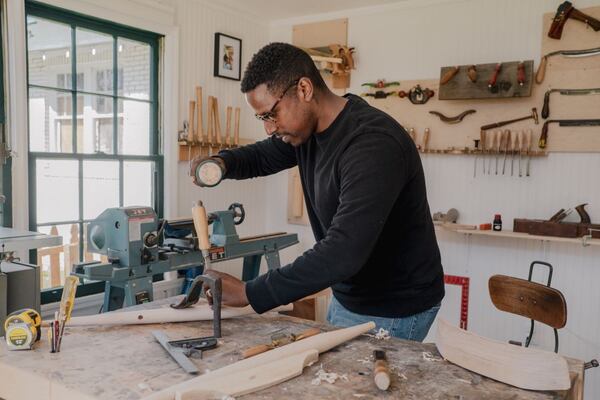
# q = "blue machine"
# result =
<box><xmin>72</xmin><ymin>203</ymin><xmax>298</xmax><ymax>312</ymax></box>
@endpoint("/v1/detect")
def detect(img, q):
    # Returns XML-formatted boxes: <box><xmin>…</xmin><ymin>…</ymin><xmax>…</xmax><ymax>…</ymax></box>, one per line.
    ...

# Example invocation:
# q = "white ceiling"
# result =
<box><xmin>218</xmin><ymin>0</ymin><xmax>408</xmax><ymax>21</ymax></box>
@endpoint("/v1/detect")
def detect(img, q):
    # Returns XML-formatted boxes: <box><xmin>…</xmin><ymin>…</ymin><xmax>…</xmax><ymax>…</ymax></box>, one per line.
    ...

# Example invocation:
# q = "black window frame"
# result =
<box><xmin>24</xmin><ymin>1</ymin><xmax>164</xmax><ymax>303</ymax></box>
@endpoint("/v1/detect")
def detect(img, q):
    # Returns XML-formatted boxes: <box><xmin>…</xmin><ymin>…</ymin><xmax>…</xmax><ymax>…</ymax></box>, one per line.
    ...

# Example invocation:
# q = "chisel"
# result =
<box><xmin>526</xmin><ymin>129</ymin><xmax>532</xmax><ymax>177</ymax></box>
<box><xmin>502</xmin><ymin>130</ymin><xmax>511</xmax><ymax>175</ymax></box>
<box><xmin>511</xmin><ymin>133</ymin><xmax>518</xmax><ymax>176</ymax></box>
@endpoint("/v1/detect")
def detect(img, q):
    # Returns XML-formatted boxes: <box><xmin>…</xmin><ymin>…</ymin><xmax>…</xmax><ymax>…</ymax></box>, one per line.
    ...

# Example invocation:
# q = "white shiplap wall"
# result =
<box><xmin>174</xmin><ymin>0</ymin><xmax>275</xmax><ymax>275</ymax></box>
<box><xmin>267</xmin><ymin>0</ymin><xmax>600</xmax><ymax>397</ymax></box>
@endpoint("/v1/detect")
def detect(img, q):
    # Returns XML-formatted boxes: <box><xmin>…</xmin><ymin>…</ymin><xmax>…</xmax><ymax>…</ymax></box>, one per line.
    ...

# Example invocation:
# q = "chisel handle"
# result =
<box><xmin>536</xmin><ymin>56</ymin><xmax>548</xmax><ymax>84</ymax></box>
<box><xmin>242</xmin><ymin>344</ymin><xmax>273</xmax><ymax>359</ymax></box>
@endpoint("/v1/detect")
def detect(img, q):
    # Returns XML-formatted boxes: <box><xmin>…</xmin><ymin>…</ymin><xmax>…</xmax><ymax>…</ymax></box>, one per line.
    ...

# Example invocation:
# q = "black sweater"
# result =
<box><xmin>218</xmin><ymin>94</ymin><xmax>444</xmax><ymax>317</ymax></box>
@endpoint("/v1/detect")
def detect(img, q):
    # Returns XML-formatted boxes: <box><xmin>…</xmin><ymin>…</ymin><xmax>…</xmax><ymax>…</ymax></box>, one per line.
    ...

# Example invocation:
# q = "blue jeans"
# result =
<box><xmin>326</xmin><ymin>296</ymin><xmax>440</xmax><ymax>342</ymax></box>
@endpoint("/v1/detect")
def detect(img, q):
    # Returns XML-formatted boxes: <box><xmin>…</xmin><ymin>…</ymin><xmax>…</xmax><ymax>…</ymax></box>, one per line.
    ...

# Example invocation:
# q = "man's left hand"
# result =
<box><xmin>202</xmin><ymin>269</ymin><xmax>249</xmax><ymax>308</ymax></box>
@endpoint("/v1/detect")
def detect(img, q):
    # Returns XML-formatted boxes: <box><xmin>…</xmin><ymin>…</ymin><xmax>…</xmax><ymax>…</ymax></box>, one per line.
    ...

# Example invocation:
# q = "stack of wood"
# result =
<box><xmin>301</xmin><ymin>44</ymin><xmax>355</xmax><ymax>89</ymax></box>
<box><xmin>178</xmin><ymin>86</ymin><xmax>241</xmax><ymax>161</ymax></box>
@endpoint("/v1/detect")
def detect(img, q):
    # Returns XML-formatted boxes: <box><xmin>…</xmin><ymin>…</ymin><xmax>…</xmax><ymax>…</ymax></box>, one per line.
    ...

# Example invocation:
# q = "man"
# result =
<box><xmin>192</xmin><ymin>42</ymin><xmax>444</xmax><ymax>341</ymax></box>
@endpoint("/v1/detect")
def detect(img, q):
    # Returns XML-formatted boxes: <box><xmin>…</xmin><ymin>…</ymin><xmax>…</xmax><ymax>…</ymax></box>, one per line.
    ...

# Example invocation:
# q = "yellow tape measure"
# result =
<box><xmin>4</xmin><ymin>308</ymin><xmax>42</xmax><ymax>350</ymax></box>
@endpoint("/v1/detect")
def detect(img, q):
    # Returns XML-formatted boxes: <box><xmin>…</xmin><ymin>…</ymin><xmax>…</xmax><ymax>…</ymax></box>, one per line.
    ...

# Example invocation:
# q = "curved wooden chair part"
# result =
<box><xmin>489</xmin><ymin>261</ymin><xmax>566</xmax><ymax>353</ymax></box>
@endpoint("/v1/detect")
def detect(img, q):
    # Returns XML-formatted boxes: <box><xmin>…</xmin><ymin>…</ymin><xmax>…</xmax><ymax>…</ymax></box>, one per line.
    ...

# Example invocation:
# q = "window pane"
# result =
<box><xmin>124</xmin><ymin>161</ymin><xmax>152</xmax><ymax>207</ymax></box>
<box><xmin>77</xmin><ymin>94</ymin><xmax>114</xmax><ymax>154</ymax></box>
<box><xmin>27</xmin><ymin>16</ymin><xmax>72</xmax><ymax>89</ymax></box>
<box><xmin>37</xmin><ymin>223</ymin><xmax>79</xmax><ymax>289</ymax></box>
<box><xmin>29</xmin><ymin>87</ymin><xmax>74</xmax><ymax>153</ymax></box>
<box><xmin>36</xmin><ymin>159</ymin><xmax>79</xmax><ymax>223</ymax></box>
<box><xmin>76</xmin><ymin>28</ymin><xmax>113</xmax><ymax>94</ymax></box>
<box><xmin>118</xmin><ymin>99</ymin><xmax>149</xmax><ymax>155</ymax></box>
<box><xmin>118</xmin><ymin>38</ymin><xmax>150</xmax><ymax>100</ymax></box>
<box><xmin>83</xmin><ymin>160</ymin><xmax>119</xmax><ymax>220</ymax></box>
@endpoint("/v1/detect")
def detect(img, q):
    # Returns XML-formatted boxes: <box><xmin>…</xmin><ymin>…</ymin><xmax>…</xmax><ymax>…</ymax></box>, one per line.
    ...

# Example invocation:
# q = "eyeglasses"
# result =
<box><xmin>254</xmin><ymin>80</ymin><xmax>299</xmax><ymax>123</ymax></box>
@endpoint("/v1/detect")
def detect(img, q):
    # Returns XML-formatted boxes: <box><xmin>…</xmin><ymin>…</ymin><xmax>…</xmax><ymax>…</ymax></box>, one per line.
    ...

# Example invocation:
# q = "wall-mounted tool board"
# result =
<box><xmin>439</xmin><ymin>61</ymin><xmax>534</xmax><ymax>100</ymax></box>
<box><xmin>366</xmin><ymin>5</ymin><xmax>600</xmax><ymax>154</ymax></box>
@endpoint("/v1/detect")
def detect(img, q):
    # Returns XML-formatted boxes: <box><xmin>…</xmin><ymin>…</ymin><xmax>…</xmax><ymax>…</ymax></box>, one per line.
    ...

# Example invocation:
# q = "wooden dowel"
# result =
<box><xmin>188</xmin><ymin>100</ymin><xmax>196</xmax><ymax>144</ymax></box>
<box><xmin>234</xmin><ymin>107</ymin><xmax>240</xmax><ymax>146</ymax></box>
<box><xmin>214</xmin><ymin>97</ymin><xmax>222</xmax><ymax>146</ymax></box>
<box><xmin>196</xmin><ymin>86</ymin><xmax>203</xmax><ymax>144</ymax></box>
<box><xmin>225</xmin><ymin>106</ymin><xmax>232</xmax><ymax>146</ymax></box>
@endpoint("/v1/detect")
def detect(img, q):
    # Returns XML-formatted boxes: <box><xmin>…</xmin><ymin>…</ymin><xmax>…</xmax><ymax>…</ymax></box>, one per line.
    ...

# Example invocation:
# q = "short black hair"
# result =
<box><xmin>241</xmin><ymin>42</ymin><xmax>327</xmax><ymax>95</ymax></box>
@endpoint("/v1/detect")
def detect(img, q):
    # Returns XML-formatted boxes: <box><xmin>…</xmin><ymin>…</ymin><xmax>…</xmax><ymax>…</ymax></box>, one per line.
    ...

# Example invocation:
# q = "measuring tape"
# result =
<box><xmin>4</xmin><ymin>308</ymin><xmax>42</xmax><ymax>350</ymax></box>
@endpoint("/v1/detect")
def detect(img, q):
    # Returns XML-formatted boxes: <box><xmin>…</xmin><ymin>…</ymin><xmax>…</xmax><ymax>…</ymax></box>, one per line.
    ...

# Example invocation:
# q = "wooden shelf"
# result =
<box><xmin>436</xmin><ymin>225</ymin><xmax>600</xmax><ymax>247</ymax></box>
<box><xmin>418</xmin><ymin>148</ymin><xmax>547</xmax><ymax>157</ymax></box>
<box><xmin>178</xmin><ymin>139</ymin><xmax>254</xmax><ymax>161</ymax></box>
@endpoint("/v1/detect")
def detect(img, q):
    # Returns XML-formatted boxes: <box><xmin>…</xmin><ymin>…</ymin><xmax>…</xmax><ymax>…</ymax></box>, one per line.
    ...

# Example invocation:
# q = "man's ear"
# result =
<box><xmin>297</xmin><ymin>77</ymin><xmax>314</xmax><ymax>103</ymax></box>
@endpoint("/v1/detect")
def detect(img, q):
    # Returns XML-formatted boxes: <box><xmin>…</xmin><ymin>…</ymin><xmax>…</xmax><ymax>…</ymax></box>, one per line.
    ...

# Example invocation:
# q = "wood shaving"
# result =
<box><xmin>356</xmin><ymin>355</ymin><xmax>373</xmax><ymax>365</ymax></box>
<box><xmin>422</xmin><ymin>351</ymin><xmax>443</xmax><ymax>362</ymax></box>
<box><xmin>398</xmin><ymin>373</ymin><xmax>408</xmax><ymax>380</ymax></box>
<box><xmin>456</xmin><ymin>378</ymin><xmax>472</xmax><ymax>384</ymax></box>
<box><xmin>311</xmin><ymin>364</ymin><xmax>349</xmax><ymax>385</ymax></box>
<box><xmin>365</xmin><ymin>328</ymin><xmax>391</xmax><ymax>340</ymax></box>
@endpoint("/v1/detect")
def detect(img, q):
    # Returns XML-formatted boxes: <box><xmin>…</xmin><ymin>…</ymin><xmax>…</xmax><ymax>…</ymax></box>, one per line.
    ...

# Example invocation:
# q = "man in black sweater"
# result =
<box><xmin>192</xmin><ymin>43</ymin><xmax>444</xmax><ymax>341</ymax></box>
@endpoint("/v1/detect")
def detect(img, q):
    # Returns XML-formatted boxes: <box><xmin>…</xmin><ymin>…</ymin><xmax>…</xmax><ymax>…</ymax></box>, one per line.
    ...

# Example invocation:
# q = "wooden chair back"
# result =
<box><xmin>489</xmin><ymin>275</ymin><xmax>567</xmax><ymax>329</ymax></box>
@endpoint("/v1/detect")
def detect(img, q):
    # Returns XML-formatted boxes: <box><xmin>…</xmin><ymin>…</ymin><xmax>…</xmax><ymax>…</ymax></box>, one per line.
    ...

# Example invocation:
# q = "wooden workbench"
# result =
<box><xmin>0</xmin><ymin>296</ymin><xmax>584</xmax><ymax>400</ymax></box>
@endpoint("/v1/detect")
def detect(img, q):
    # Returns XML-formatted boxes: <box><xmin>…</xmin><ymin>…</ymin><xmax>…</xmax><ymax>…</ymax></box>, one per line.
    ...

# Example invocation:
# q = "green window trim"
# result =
<box><xmin>25</xmin><ymin>0</ymin><xmax>164</xmax><ymax>304</ymax></box>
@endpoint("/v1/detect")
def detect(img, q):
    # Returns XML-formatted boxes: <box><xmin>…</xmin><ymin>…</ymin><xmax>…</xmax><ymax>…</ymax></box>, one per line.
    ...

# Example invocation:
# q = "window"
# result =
<box><xmin>26</xmin><ymin>2</ymin><xmax>163</xmax><ymax>298</ymax></box>
<box><xmin>0</xmin><ymin>4</ymin><xmax>11</xmax><ymax>228</ymax></box>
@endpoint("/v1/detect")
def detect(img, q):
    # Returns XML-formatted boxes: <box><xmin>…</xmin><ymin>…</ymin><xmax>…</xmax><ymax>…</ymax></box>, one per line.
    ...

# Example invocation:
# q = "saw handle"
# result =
<box><xmin>536</xmin><ymin>56</ymin><xmax>548</xmax><ymax>84</ymax></box>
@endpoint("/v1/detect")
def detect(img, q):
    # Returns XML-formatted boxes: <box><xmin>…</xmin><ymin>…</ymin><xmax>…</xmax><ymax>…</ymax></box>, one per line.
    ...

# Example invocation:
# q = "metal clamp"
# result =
<box><xmin>171</xmin><ymin>274</ymin><xmax>222</xmax><ymax>338</ymax></box>
<box><xmin>582</xmin><ymin>229</ymin><xmax>600</xmax><ymax>247</ymax></box>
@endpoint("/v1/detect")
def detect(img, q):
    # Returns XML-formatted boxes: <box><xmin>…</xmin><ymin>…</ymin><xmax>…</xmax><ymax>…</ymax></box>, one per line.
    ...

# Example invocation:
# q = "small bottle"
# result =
<box><xmin>493</xmin><ymin>214</ymin><xmax>502</xmax><ymax>231</ymax></box>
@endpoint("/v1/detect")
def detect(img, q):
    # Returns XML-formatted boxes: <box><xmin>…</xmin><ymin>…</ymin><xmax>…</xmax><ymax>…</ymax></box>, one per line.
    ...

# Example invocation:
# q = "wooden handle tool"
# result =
<box><xmin>480</xmin><ymin>130</ymin><xmax>486</xmax><ymax>174</ymax></box>
<box><xmin>213</xmin><ymin>97</ymin><xmax>222</xmax><ymax>147</ymax></box>
<box><xmin>242</xmin><ymin>327</ymin><xmax>321</xmax><ymax>359</ymax></box>
<box><xmin>196</xmin><ymin>86</ymin><xmax>203</xmax><ymax>144</ymax></box>
<box><xmin>373</xmin><ymin>350</ymin><xmax>391</xmax><ymax>390</ymax></box>
<box><xmin>192</xmin><ymin>200</ymin><xmax>211</xmax><ymax>270</ymax></box>
<box><xmin>422</xmin><ymin>128</ymin><xmax>430</xmax><ymax>152</ymax></box>
<box><xmin>188</xmin><ymin>100</ymin><xmax>196</xmax><ymax>144</ymax></box>
<box><xmin>440</xmin><ymin>66</ymin><xmax>459</xmax><ymax>85</ymax></box>
<box><xmin>234</xmin><ymin>107</ymin><xmax>240</xmax><ymax>146</ymax></box>
<box><xmin>535</xmin><ymin>56</ymin><xmax>548</xmax><ymax>84</ymax></box>
<box><xmin>207</xmin><ymin>97</ymin><xmax>214</xmax><ymax>153</ymax></box>
<box><xmin>225</xmin><ymin>106</ymin><xmax>232</xmax><ymax>146</ymax></box>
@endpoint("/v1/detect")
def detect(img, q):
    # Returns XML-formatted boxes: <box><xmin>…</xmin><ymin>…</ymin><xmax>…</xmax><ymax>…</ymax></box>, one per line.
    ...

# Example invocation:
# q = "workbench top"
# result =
<box><xmin>0</xmin><ymin>296</ymin><xmax>582</xmax><ymax>400</ymax></box>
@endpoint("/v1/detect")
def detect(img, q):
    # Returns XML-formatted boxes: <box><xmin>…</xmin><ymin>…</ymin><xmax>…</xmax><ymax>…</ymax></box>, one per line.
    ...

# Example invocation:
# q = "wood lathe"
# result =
<box><xmin>71</xmin><ymin>203</ymin><xmax>298</xmax><ymax>312</ymax></box>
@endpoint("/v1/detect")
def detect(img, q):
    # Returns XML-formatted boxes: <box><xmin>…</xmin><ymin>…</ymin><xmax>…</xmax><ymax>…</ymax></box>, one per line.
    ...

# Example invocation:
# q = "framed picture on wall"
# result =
<box><xmin>214</xmin><ymin>32</ymin><xmax>242</xmax><ymax>81</ymax></box>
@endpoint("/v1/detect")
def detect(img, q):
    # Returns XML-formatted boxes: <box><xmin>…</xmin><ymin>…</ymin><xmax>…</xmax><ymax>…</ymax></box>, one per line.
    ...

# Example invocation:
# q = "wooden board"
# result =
<box><xmin>365</xmin><ymin>5</ymin><xmax>600</xmax><ymax>153</ymax></box>
<box><xmin>439</xmin><ymin>61</ymin><xmax>534</xmax><ymax>100</ymax></box>
<box><xmin>292</xmin><ymin>19</ymin><xmax>347</xmax><ymax>49</ymax></box>
<box><xmin>0</xmin><ymin>296</ymin><xmax>584</xmax><ymax>400</ymax></box>
<box><xmin>436</xmin><ymin>318</ymin><xmax>571</xmax><ymax>391</ymax></box>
